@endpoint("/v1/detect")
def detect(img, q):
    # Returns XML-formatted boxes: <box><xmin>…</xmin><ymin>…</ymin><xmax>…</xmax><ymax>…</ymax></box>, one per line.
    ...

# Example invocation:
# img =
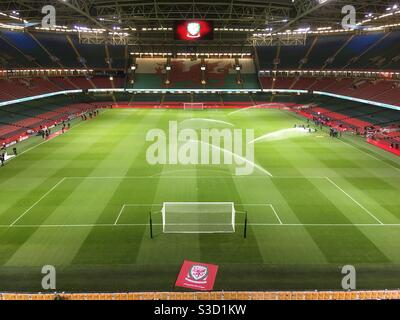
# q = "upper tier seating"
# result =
<box><xmin>259</xmin><ymin>76</ymin><xmax>400</xmax><ymax>107</ymax></box>
<box><xmin>107</xmin><ymin>45</ymin><xmax>126</xmax><ymax>69</ymax></box>
<box><xmin>257</xmin><ymin>31</ymin><xmax>400</xmax><ymax>70</ymax></box>
<box><xmin>0</xmin><ymin>35</ymin><xmax>33</xmax><ymax>68</ymax></box>
<box><xmin>1</xmin><ymin>29</ymin><xmax>400</xmax><ymax>71</ymax></box>
<box><xmin>328</xmin><ymin>33</ymin><xmax>385</xmax><ymax>69</ymax></box>
<box><xmin>350</xmin><ymin>31</ymin><xmax>400</xmax><ymax>70</ymax></box>
<box><xmin>1</xmin><ymin>31</ymin><xmax>58</xmax><ymax>68</ymax></box>
<box><xmin>33</xmin><ymin>32</ymin><xmax>78</xmax><ymax>68</ymax></box>
<box><xmin>277</xmin><ymin>41</ymin><xmax>313</xmax><ymax>69</ymax></box>
<box><xmin>303</xmin><ymin>35</ymin><xmax>350</xmax><ymax>69</ymax></box>
<box><xmin>0</xmin><ymin>31</ymin><xmax>127</xmax><ymax>70</ymax></box>
<box><xmin>71</xmin><ymin>36</ymin><xmax>108</xmax><ymax>69</ymax></box>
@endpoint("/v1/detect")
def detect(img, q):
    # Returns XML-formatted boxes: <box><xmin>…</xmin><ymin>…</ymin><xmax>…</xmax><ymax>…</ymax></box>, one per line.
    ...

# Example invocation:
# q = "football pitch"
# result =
<box><xmin>0</xmin><ymin>107</ymin><xmax>400</xmax><ymax>292</ymax></box>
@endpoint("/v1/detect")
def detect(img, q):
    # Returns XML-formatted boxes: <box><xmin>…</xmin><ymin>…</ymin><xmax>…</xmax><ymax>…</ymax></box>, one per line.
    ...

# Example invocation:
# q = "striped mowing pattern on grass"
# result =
<box><xmin>0</xmin><ymin>108</ymin><xmax>399</xmax><ymax>292</ymax></box>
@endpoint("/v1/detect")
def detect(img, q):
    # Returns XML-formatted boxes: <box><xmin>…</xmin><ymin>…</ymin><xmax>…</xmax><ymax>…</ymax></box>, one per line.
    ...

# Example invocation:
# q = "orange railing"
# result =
<box><xmin>1</xmin><ymin>290</ymin><xmax>399</xmax><ymax>300</ymax></box>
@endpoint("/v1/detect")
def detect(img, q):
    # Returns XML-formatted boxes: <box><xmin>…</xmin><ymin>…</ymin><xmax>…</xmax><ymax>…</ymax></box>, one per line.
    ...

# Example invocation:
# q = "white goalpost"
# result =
<box><xmin>161</xmin><ymin>202</ymin><xmax>236</xmax><ymax>233</ymax></box>
<box><xmin>183</xmin><ymin>102</ymin><xmax>204</xmax><ymax>110</ymax></box>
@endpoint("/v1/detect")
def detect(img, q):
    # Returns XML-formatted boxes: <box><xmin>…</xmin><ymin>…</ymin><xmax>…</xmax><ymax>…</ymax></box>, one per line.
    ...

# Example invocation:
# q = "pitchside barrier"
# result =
<box><xmin>1</xmin><ymin>290</ymin><xmax>400</xmax><ymax>300</ymax></box>
<box><xmin>1</xmin><ymin>88</ymin><xmax>399</xmax><ymax>111</ymax></box>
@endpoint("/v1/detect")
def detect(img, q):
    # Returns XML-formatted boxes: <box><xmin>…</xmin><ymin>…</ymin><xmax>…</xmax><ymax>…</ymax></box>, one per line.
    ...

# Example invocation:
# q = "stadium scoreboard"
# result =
<box><xmin>174</xmin><ymin>20</ymin><xmax>214</xmax><ymax>41</ymax></box>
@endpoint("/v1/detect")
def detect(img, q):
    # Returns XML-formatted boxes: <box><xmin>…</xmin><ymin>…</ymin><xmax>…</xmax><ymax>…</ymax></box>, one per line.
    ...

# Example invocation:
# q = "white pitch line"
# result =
<box><xmin>6</xmin><ymin>139</ymin><xmax>49</xmax><ymax>164</ymax></box>
<box><xmin>325</xmin><ymin>177</ymin><xmax>384</xmax><ymax>225</ymax></box>
<box><xmin>10</xmin><ymin>178</ymin><xmax>66</xmax><ymax>226</ymax></box>
<box><xmin>114</xmin><ymin>204</ymin><xmax>163</xmax><ymax>225</ymax></box>
<box><xmin>114</xmin><ymin>204</ymin><xmax>160</xmax><ymax>225</ymax></box>
<box><xmin>5</xmin><ymin>118</ymin><xmax>88</xmax><ymax>165</ymax></box>
<box><xmin>243</xmin><ymin>223</ymin><xmax>385</xmax><ymax>226</ymax></box>
<box><xmin>269</xmin><ymin>204</ymin><xmax>283</xmax><ymax>225</ymax></box>
<box><xmin>237</xmin><ymin>203</ymin><xmax>283</xmax><ymax>224</ymax></box>
<box><xmin>113</xmin><ymin>203</ymin><xmax>276</xmax><ymax>225</ymax></box>
<box><xmin>64</xmin><ymin>176</ymin><xmax>341</xmax><ymax>180</ymax></box>
<box><xmin>114</xmin><ymin>205</ymin><xmax>126</xmax><ymax>225</ymax></box>
<box><xmin>123</xmin><ymin>204</ymin><xmax>161</xmax><ymax>206</ymax></box>
<box><xmin>2</xmin><ymin>223</ymin><xmax>398</xmax><ymax>228</ymax></box>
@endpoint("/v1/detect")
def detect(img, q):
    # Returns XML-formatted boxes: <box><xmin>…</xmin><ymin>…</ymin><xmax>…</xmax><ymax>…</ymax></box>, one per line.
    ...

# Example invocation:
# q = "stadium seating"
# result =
<box><xmin>0</xmin><ymin>76</ymin><xmax>127</xmax><ymax>101</ymax></box>
<box><xmin>278</xmin><ymin>42</ymin><xmax>312</xmax><ymax>69</ymax></box>
<box><xmin>50</xmin><ymin>77</ymin><xmax>79</xmax><ymax>90</ymax></box>
<box><xmin>0</xmin><ymin>31</ymin><xmax>58</xmax><ymax>68</ymax></box>
<box><xmin>294</xmin><ymin>93</ymin><xmax>400</xmax><ymax>136</ymax></box>
<box><xmin>91</xmin><ymin>77</ymin><xmax>113</xmax><ymax>89</ymax></box>
<box><xmin>70</xmin><ymin>35</ymin><xmax>108</xmax><ymax>69</ymax></box>
<box><xmin>350</xmin><ymin>31</ymin><xmax>400</xmax><ymax>69</ymax></box>
<box><xmin>32</xmin><ymin>32</ymin><xmax>79</xmax><ymax>68</ymax></box>
<box><xmin>0</xmin><ymin>34</ymin><xmax>33</xmax><ymax>68</ymax></box>
<box><xmin>0</xmin><ymin>92</ymin><xmax>104</xmax><ymax>143</ymax></box>
<box><xmin>0</xmin><ymin>29</ymin><xmax>398</xmax><ymax>152</ymax></box>
<box><xmin>107</xmin><ymin>45</ymin><xmax>127</xmax><ymax>69</ymax></box>
<box><xmin>1</xmin><ymin>29</ymin><xmax>399</xmax><ymax>72</ymax></box>
<box><xmin>330</xmin><ymin>33</ymin><xmax>385</xmax><ymax>68</ymax></box>
<box><xmin>257</xmin><ymin>31</ymin><xmax>400</xmax><ymax>70</ymax></box>
<box><xmin>259</xmin><ymin>75</ymin><xmax>400</xmax><ymax>107</ymax></box>
<box><xmin>128</xmin><ymin>58</ymin><xmax>260</xmax><ymax>89</ymax></box>
<box><xmin>257</xmin><ymin>46</ymin><xmax>278</xmax><ymax>70</ymax></box>
<box><xmin>0</xmin><ymin>30</ymin><xmax>128</xmax><ymax>70</ymax></box>
<box><xmin>291</xmin><ymin>77</ymin><xmax>316</xmax><ymax>90</ymax></box>
<box><xmin>302</xmin><ymin>35</ymin><xmax>350</xmax><ymax>69</ymax></box>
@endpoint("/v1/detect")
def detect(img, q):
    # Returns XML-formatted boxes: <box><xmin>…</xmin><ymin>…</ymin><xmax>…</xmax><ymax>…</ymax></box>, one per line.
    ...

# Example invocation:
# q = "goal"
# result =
<box><xmin>161</xmin><ymin>202</ymin><xmax>235</xmax><ymax>233</ymax></box>
<box><xmin>183</xmin><ymin>102</ymin><xmax>204</xmax><ymax>110</ymax></box>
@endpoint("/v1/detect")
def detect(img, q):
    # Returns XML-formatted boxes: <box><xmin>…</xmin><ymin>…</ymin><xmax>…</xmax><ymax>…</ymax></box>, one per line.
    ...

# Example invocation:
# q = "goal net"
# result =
<box><xmin>161</xmin><ymin>202</ymin><xmax>235</xmax><ymax>233</ymax></box>
<box><xmin>183</xmin><ymin>102</ymin><xmax>204</xmax><ymax>110</ymax></box>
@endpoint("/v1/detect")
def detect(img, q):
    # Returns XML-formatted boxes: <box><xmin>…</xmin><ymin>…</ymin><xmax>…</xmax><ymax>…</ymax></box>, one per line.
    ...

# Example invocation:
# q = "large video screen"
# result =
<box><xmin>174</xmin><ymin>20</ymin><xmax>214</xmax><ymax>41</ymax></box>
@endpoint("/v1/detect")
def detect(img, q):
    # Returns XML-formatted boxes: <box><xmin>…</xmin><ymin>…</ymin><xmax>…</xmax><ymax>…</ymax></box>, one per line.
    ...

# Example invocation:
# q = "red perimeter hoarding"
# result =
<box><xmin>174</xmin><ymin>20</ymin><xmax>214</xmax><ymax>41</ymax></box>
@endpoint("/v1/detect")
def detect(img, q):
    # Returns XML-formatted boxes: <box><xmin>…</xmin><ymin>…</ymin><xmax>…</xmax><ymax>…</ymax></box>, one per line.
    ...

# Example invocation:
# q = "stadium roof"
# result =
<box><xmin>0</xmin><ymin>0</ymin><xmax>398</xmax><ymax>31</ymax></box>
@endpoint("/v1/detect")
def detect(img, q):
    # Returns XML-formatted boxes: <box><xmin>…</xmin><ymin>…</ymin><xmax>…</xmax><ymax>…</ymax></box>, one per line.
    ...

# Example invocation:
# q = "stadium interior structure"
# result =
<box><xmin>0</xmin><ymin>0</ymin><xmax>400</xmax><ymax>300</ymax></box>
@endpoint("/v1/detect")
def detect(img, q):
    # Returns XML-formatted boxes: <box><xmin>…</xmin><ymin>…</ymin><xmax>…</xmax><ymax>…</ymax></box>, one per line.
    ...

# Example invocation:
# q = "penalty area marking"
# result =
<box><xmin>9</xmin><ymin>176</ymin><xmax>386</xmax><ymax>227</ymax></box>
<box><xmin>9</xmin><ymin>177</ymin><xmax>66</xmax><ymax>226</ymax></box>
<box><xmin>236</xmin><ymin>203</ymin><xmax>283</xmax><ymax>225</ymax></box>
<box><xmin>2</xmin><ymin>223</ymin><xmax>400</xmax><ymax>228</ymax></box>
<box><xmin>324</xmin><ymin>177</ymin><xmax>384</xmax><ymax>225</ymax></box>
<box><xmin>114</xmin><ymin>204</ymin><xmax>161</xmax><ymax>225</ymax></box>
<box><xmin>114</xmin><ymin>203</ymin><xmax>282</xmax><ymax>226</ymax></box>
<box><xmin>269</xmin><ymin>204</ymin><xmax>283</xmax><ymax>225</ymax></box>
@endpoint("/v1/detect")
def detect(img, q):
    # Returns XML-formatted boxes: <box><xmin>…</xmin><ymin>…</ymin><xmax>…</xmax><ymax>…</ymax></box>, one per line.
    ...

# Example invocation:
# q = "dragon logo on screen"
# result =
<box><xmin>187</xmin><ymin>22</ymin><xmax>201</xmax><ymax>38</ymax></box>
<box><xmin>186</xmin><ymin>265</ymin><xmax>209</xmax><ymax>284</ymax></box>
<box><xmin>174</xmin><ymin>20</ymin><xmax>214</xmax><ymax>40</ymax></box>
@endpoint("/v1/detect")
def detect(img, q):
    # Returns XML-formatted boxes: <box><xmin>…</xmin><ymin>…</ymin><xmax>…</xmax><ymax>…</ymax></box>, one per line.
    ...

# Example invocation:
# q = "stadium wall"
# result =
<box><xmin>1</xmin><ymin>88</ymin><xmax>398</xmax><ymax>111</ymax></box>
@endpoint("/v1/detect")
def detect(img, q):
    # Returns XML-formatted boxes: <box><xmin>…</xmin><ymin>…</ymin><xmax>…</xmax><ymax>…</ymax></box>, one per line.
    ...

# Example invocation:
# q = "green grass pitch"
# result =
<box><xmin>0</xmin><ymin>107</ymin><xmax>400</xmax><ymax>292</ymax></box>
